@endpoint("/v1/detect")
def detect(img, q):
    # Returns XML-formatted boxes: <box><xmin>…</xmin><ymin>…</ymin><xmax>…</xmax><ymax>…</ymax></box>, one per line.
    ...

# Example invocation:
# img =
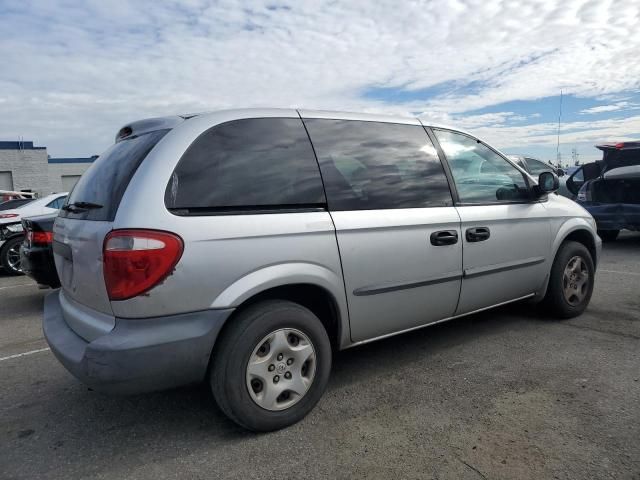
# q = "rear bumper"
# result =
<box><xmin>20</xmin><ymin>244</ymin><xmax>60</xmax><ymax>288</ymax></box>
<box><xmin>43</xmin><ymin>290</ymin><xmax>233</xmax><ymax>395</ymax></box>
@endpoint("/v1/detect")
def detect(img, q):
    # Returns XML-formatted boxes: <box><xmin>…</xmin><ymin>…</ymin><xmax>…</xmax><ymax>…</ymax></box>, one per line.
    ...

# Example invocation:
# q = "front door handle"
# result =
<box><xmin>430</xmin><ymin>230</ymin><xmax>459</xmax><ymax>246</ymax></box>
<box><xmin>466</xmin><ymin>227</ymin><xmax>491</xmax><ymax>242</ymax></box>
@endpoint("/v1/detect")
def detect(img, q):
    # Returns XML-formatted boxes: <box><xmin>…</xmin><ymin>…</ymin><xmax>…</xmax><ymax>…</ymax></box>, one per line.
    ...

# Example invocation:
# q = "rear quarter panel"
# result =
<box><xmin>109</xmin><ymin>110</ymin><xmax>350</xmax><ymax>345</ymax></box>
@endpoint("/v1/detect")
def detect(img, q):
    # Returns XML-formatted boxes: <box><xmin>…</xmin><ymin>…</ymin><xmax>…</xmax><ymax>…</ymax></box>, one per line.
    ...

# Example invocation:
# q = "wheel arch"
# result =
<box><xmin>0</xmin><ymin>231</ymin><xmax>25</xmax><ymax>243</ymax></box>
<box><xmin>210</xmin><ymin>263</ymin><xmax>350</xmax><ymax>349</ymax></box>
<box><xmin>537</xmin><ymin>219</ymin><xmax>599</xmax><ymax>300</ymax></box>
<box><xmin>551</xmin><ymin>218</ymin><xmax>599</xmax><ymax>265</ymax></box>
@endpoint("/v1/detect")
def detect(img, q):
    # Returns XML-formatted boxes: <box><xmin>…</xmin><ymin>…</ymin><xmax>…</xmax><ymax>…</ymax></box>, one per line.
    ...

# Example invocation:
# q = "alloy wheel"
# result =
<box><xmin>6</xmin><ymin>243</ymin><xmax>22</xmax><ymax>273</ymax></box>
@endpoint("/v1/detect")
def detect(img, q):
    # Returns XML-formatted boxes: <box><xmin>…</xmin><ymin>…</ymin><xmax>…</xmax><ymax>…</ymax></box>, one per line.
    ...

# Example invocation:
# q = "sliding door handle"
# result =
<box><xmin>430</xmin><ymin>230</ymin><xmax>459</xmax><ymax>246</ymax></box>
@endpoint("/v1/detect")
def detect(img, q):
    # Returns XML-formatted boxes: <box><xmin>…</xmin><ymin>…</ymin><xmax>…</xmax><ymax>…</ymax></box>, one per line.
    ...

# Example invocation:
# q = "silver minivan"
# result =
<box><xmin>44</xmin><ymin>109</ymin><xmax>601</xmax><ymax>431</ymax></box>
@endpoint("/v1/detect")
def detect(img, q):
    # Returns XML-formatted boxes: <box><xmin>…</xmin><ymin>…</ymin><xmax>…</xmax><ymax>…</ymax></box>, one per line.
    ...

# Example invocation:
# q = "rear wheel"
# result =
<box><xmin>0</xmin><ymin>236</ymin><xmax>24</xmax><ymax>276</ymax></box>
<box><xmin>542</xmin><ymin>241</ymin><xmax>594</xmax><ymax>318</ymax></box>
<box><xmin>598</xmin><ymin>229</ymin><xmax>619</xmax><ymax>242</ymax></box>
<box><xmin>210</xmin><ymin>300</ymin><xmax>332</xmax><ymax>432</ymax></box>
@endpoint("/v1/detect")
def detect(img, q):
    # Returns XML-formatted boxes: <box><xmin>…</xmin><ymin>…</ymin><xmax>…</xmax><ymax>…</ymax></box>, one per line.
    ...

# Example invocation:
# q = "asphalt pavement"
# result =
<box><xmin>1</xmin><ymin>232</ymin><xmax>639</xmax><ymax>479</ymax></box>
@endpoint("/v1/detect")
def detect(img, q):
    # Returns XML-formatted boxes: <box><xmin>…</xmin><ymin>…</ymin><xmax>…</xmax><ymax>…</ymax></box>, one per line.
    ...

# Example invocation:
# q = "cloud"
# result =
<box><xmin>0</xmin><ymin>0</ymin><xmax>639</xmax><ymax>156</ymax></box>
<box><xmin>458</xmin><ymin>114</ymin><xmax>640</xmax><ymax>162</ymax></box>
<box><xmin>580</xmin><ymin>101</ymin><xmax>640</xmax><ymax>114</ymax></box>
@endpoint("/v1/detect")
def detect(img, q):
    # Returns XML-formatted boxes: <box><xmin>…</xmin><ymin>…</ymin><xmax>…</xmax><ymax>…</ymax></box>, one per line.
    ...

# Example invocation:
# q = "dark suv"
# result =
<box><xmin>567</xmin><ymin>142</ymin><xmax>640</xmax><ymax>241</ymax></box>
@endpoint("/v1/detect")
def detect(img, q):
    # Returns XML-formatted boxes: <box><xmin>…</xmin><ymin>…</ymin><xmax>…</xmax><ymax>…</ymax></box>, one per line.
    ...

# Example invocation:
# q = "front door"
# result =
<box><xmin>303</xmin><ymin>116</ymin><xmax>463</xmax><ymax>342</ymax></box>
<box><xmin>431</xmin><ymin>128</ymin><xmax>552</xmax><ymax>314</ymax></box>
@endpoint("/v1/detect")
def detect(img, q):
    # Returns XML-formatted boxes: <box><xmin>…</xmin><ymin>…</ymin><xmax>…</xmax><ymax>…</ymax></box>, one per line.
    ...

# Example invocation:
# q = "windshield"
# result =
<box><xmin>59</xmin><ymin>129</ymin><xmax>168</xmax><ymax>221</ymax></box>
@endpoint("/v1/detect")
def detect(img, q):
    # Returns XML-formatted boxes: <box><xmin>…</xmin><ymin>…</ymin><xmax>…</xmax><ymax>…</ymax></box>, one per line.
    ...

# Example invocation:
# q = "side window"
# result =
<box><xmin>47</xmin><ymin>196</ymin><xmax>66</xmax><ymax>209</ymax></box>
<box><xmin>526</xmin><ymin>158</ymin><xmax>554</xmax><ymax>176</ymax></box>
<box><xmin>166</xmin><ymin>118</ymin><xmax>325</xmax><ymax>211</ymax></box>
<box><xmin>433</xmin><ymin>129</ymin><xmax>530</xmax><ymax>203</ymax></box>
<box><xmin>304</xmin><ymin>119</ymin><xmax>453</xmax><ymax>210</ymax></box>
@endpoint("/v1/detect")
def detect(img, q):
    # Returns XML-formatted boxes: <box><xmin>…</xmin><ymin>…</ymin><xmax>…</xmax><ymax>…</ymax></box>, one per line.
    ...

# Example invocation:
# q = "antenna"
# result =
<box><xmin>556</xmin><ymin>90</ymin><xmax>563</xmax><ymax>166</ymax></box>
<box><xmin>571</xmin><ymin>148</ymin><xmax>580</xmax><ymax>166</ymax></box>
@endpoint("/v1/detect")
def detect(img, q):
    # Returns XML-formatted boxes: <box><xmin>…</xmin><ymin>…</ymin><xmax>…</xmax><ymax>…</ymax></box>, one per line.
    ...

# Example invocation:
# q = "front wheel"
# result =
<box><xmin>0</xmin><ymin>236</ymin><xmax>25</xmax><ymax>276</ymax></box>
<box><xmin>542</xmin><ymin>241</ymin><xmax>594</xmax><ymax>318</ymax></box>
<box><xmin>210</xmin><ymin>300</ymin><xmax>332</xmax><ymax>432</ymax></box>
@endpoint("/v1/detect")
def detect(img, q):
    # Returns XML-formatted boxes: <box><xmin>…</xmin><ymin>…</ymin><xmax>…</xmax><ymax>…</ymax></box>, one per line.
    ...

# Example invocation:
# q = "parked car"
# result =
<box><xmin>508</xmin><ymin>155</ymin><xmax>577</xmax><ymax>198</ymax></box>
<box><xmin>0</xmin><ymin>198</ymin><xmax>35</xmax><ymax>211</ymax></box>
<box><xmin>566</xmin><ymin>142</ymin><xmax>640</xmax><ymax>241</ymax></box>
<box><xmin>20</xmin><ymin>213</ymin><xmax>60</xmax><ymax>288</ymax></box>
<box><xmin>44</xmin><ymin>109</ymin><xmax>600</xmax><ymax>431</ymax></box>
<box><xmin>0</xmin><ymin>192</ymin><xmax>67</xmax><ymax>274</ymax></box>
<box><xmin>508</xmin><ymin>155</ymin><xmax>561</xmax><ymax>177</ymax></box>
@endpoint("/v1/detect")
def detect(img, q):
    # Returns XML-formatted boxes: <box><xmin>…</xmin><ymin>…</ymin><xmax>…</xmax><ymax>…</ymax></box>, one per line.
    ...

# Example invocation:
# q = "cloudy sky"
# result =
<box><xmin>1</xmin><ymin>0</ymin><xmax>639</xmax><ymax>163</ymax></box>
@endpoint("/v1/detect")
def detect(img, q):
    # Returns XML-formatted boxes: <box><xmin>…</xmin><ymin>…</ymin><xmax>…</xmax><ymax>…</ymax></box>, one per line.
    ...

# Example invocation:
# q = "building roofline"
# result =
<box><xmin>0</xmin><ymin>141</ymin><xmax>46</xmax><ymax>150</ymax></box>
<box><xmin>48</xmin><ymin>156</ymin><xmax>97</xmax><ymax>164</ymax></box>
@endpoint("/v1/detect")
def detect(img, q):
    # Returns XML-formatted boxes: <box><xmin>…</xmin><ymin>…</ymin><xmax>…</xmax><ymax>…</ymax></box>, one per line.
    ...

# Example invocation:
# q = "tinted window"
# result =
<box><xmin>433</xmin><ymin>129</ymin><xmax>530</xmax><ymax>203</ymax></box>
<box><xmin>0</xmin><ymin>199</ymin><xmax>33</xmax><ymax>211</ymax></box>
<box><xmin>60</xmin><ymin>129</ymin><xmax>168</xmax><ymax>221</ymax></box>
<box><xmin>166</xmin><ymin>118</ymin><xmax>325</xmax><ymax>211</ymax></box>
<box><xmin>526</xmin><ymin>158</ymin><xmax>554</xmax><ymax>176</ymax></box>
<box><xmin>304</xmin><ymin>119</ymin><xmax>452</xmax><ymax>210</ymax></box>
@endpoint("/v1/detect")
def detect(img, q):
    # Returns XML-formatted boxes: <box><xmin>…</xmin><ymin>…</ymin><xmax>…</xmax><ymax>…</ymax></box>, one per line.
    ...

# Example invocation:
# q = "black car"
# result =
<box><xmin>20</xmin><ymin>213</ymin><xmax>60</xmax><ymax>288</ymax></box>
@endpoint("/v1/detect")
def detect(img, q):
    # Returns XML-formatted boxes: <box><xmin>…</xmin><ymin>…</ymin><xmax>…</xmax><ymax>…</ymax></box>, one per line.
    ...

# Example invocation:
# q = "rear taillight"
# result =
<box><xmin>0</xmin><ymin>213</ymin><xmax>18</xmax><ymax>219</ymax></box>
<box><xmin>103</xmin><ymin>229</ymin><xmax>184</xmax><ymax>301</ymax></box>
<box><xmin>27</xmin><ymin>231</ymin><xmax>54</xmax><ymax>246</ymax></box>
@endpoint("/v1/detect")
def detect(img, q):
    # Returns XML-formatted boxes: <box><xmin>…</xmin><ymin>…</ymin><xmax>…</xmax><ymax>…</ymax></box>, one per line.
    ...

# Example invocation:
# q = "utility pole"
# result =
<box><xmin>571</xmin><ymin>148</ymin><xmax>580</xmax><ymax>166</ymax></box>
<box><xmin>556</xmin><ymin>90</ymin><xmax>563</xmax><ymax>167</ymax></box>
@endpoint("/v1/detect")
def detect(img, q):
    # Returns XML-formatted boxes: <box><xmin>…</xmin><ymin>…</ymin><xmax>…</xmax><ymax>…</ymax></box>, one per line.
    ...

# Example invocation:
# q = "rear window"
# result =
<box><xmin>165</xmin><ymin>118</ymin><xmax>325</xmax><ymax>213</ymax></box>
<box><xmin>59</xmin><ymin>129</ymin><xmax>168</xmax><ymax>221</ymax></box>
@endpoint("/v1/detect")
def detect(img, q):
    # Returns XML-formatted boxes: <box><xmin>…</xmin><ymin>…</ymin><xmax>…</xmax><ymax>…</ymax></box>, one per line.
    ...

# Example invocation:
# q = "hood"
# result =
<box><xmin>596</xmin><ymin>142</ymin><xmax>640</xmax><ymax>170</ymax></box>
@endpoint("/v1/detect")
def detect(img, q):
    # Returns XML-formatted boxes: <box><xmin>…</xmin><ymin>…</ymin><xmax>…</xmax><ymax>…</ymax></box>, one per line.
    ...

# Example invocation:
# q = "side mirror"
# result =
<box><xmin>536</xmin><ymin>171</ymin><xmax>559</xmax><ymax>195</ymax></box>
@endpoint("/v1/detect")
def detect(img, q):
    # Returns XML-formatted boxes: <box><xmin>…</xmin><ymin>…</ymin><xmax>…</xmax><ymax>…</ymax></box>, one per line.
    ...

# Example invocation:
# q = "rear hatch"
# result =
<box><xmin>596</xmin><ymin>142</ymin><xmax>640</xmax><ymax>170</ymax></box>
<box><xmin>54</xmin><ymin>119</ymin><xmax>178</xmax><ymax>317</ymax></box>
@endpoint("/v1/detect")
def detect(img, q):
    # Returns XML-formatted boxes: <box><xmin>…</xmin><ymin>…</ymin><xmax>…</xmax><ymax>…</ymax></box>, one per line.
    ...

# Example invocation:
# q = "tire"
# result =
<box><xmin>598</xmin><ymin>229</ymin><xmax>619</xmax><ymax>242</ymax></box>
<box><xmin>210</xmin><ymin>300</ymin><xmax>332</xmax><ymax>432</ymax></box>
<box><xmin>542</xmin><ymin>241</ymin><xmax>594</xmax><ymax>319</ymax></box>
<box><xmin>0</xmin><ymin>236</ymin><xmax>25</xmax><ymax>276</ymax></box>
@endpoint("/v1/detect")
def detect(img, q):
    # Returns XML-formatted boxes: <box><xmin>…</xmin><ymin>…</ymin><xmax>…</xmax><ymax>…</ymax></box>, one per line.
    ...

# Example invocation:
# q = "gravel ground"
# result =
<box><xmin>1</xmin><ymin>232</ymin><xmax>639</xmax><ymax>479</ymax></box>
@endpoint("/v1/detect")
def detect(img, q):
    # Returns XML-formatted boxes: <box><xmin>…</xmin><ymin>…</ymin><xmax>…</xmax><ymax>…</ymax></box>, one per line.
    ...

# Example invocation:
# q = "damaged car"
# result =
<box><xmin>567</xmin><ymin>142</ymin><xmax>640</xmax><ymax>241</ymax></box>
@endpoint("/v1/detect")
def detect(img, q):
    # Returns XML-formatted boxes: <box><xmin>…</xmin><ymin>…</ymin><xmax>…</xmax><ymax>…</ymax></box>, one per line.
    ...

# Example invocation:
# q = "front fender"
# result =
<box><xmin>551</xmin><ymin>217</ymin><xmax>600</xmax><ymax>263</ymax></box>
<box><xmin>210</xmin><ymin>262</ymin><xmax>350</xmax><ymax>346</ymax></box>
<box><xmin>536</xmin><ymin>216</ymin><xmax>600</xmax><ymax>300</ymax></box>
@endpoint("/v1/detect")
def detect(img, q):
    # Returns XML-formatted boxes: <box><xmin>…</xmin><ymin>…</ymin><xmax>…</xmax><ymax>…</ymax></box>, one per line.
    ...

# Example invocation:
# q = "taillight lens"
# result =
<box><xmin>103</xmin><ymin>229</ymin><xmax>184</xmax><ymax>301</ymax></box>
<box><xmin>27</xmin><ymin>231</ymin><xmax>54</xmax><ymax>246</ymax></box>
<box><xmin>0</xmin><ymin>213</ymin><xmax>18</xmax><ymax>219</ymax></box>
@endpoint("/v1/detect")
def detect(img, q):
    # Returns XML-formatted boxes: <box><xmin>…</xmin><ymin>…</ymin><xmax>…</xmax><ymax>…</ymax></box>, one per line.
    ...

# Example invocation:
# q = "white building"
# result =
<box><xmin>0</xmin><ymin>140</ymin><xmax>95</xmax><ymax>196</ymax></box>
